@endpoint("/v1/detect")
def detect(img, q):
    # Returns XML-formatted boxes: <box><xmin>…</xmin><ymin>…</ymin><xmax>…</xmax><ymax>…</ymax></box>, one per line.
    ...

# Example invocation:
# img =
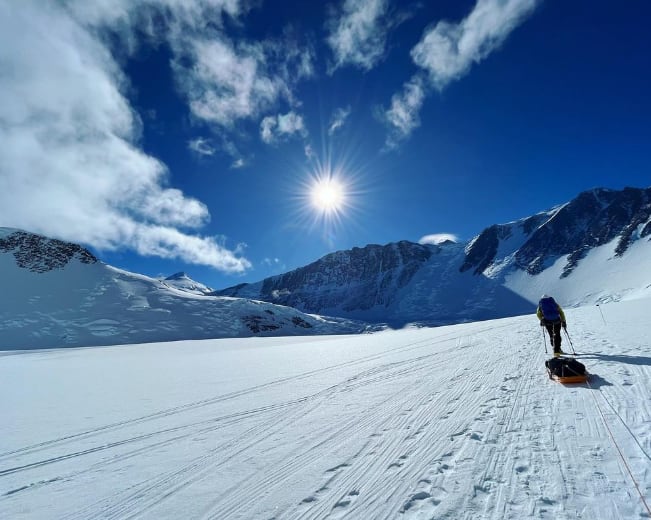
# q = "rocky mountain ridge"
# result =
<box><xmin>216</xmin><ymin>187</ymin><xmax>651</xmax><ymax>325</ymax></box>
<box><xmin>0</xmin><ymin>229</ymin><xmax>364</xmax><ymax>349</ymax></box>
<box><xmin>0</xmin><ymin>228</ymin><xmax>97</xmax><ymax>273</ymax></box>
<box><xmin>2</xmin><ymin>186</ymin><xmax>650</xmax><ymax>347</ymax></box>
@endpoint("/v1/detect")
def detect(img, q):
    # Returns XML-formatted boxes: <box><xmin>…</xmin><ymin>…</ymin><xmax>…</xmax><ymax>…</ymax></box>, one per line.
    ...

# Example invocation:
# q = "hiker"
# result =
<box><xmin>537</xmin><ymin>294</ymin><xmax>566</xmax><ymax>355</ymax></box>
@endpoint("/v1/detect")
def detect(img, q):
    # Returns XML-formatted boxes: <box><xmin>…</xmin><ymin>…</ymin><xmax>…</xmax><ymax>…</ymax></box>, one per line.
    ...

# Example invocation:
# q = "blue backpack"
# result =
<box><xmin>539</xmin><ymin>296</ymin><xmax>560</xmax><ymax>321</ymax></box>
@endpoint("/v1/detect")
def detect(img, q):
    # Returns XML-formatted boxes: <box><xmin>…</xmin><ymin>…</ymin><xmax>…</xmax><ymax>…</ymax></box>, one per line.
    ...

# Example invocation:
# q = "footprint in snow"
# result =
<box><xmin>468</xmin><ymin>431</ymin><xmax>483</xmax><ymax>442</ymax></box>
<box><xmin>400</xmin><ymin>491</ymin><xmax>432</xmax><ymax>513</ymax></box>
<box><xmin>328</xmin><ymin>490</ymin><xmax>360</xmax><ymax>519</ymax></box>
<box><xmin>325</xmin><ymin>463</ymin><xmax>350</xmax><ymax>473</ymax></box>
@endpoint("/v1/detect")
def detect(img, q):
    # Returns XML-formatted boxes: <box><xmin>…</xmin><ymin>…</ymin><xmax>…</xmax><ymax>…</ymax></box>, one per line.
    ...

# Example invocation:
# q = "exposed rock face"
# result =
<box><xmin>216</xmin><ymin>187</ymin><xmax>651</xmax><ymax>321</ymax></box>
<box><xmin>217</xmin><ymin>241</ymin><xmax>435</xmax><ymax>314</ymax></box>
<box><xmin>0</xmin><ymin>230</ymin><xmax>97</xmax><ymax>273</ymax></box>
<box><xmin>461</xmin><ymin>187</ymin><xmax>651</xmax><ymax>278</ymax></box>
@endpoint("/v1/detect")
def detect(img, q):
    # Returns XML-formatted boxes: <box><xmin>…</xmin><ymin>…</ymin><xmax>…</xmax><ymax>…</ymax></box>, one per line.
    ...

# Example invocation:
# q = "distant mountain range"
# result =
<box><xmin>1</xmin><ymin>186</ymin><xmax>650</xmax><ymax>349</ymax></box>
<box><xmin>0</xmin><ymin>230</ymin><xmax>365</xmax><ymax>349</ymax></box>
<box><xmin>216</xmin><ymin>187</ymin><xmax>651</xmax><ymax>325</ymax></box>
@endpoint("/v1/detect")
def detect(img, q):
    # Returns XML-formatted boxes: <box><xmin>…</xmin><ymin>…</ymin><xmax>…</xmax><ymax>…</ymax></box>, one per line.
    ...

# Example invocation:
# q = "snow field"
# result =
<box><xmin>1</xmin><ymin>298</ymin><xmax>650</xmax><ymax>519</ymax></box>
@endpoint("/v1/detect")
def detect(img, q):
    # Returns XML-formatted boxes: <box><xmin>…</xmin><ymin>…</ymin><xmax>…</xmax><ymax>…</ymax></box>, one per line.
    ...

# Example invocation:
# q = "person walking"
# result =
<box><xmin>537</xmin><ymin>294</ymin><xmax>567</xmax><ymax>356</ymax></box>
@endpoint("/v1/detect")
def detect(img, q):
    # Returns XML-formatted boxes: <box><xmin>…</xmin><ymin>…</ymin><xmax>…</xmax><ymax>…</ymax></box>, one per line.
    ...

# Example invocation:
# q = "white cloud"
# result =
<box><xmin>326</xmin><ymin>0</ymin><xmax>390</xmax><ymax>72</ymax></box>
<box><xmin>188</xmin><ymin>137</ymin><xmax>216</xmax><ymax>156</ymax></box>
<box><xmin>381</xmin><ymin>75</ymin><xmax>427</xmax><ymax>149</ymax></box>
<box><xmin>260</xmin><ymin>111</ymin><xmax>307</xmax><ymax>144</ymax></box>
<box><xmin>231</xmin><ymin>158</ymin><xmax>246</xmax><ymax>169</ymax></box>
<box><xmin>171</xmin><ymin>32</ymin><xmax>314</xmax><ymax>130</ymax></box>
<box><xmin>174</xmin><ymin>38</ymin><xmax>281</xmax><ymax>128</ymax></box>
<box><xmin>0</xmin><ymin>1</ymin><xmax>250</xmax><ymax>272</ymax></box>
<box><xmin>328</xmin><ymin>106</ymin><xmax>352</xmax><ymax>135</ymax></box>
<box><xmin>382</xmin><ymin>0</ymin><xmax>539</xmax><ymax>148</ymax></box>
<box><xmin>419</xmin><ymin>233</ymin><xmax>459</xmax><ymax>245</ymax></box>
<box><xmin>304</xmin><ymin>144</ymin><xmax>316</xmax><ymax>160</ymax></box>
<box><xmin>131</xmin><ymin>227</ymin><xmax>250</xmax><ymax>272</ymax></box>
<box><xmin>411</xmin><ymin>0</ymin><xmax>539</xmax><ymax>90</ymax></box>
<box><xmin>71</xmin><ymin>0</ymin><xmax>315</xmax><ymax>132</ymax></box>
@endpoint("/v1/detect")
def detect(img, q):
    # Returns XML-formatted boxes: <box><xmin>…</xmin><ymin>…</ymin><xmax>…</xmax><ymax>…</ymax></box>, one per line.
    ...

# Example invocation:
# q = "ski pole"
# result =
<box><xmin>563</xmin><ymin>327</ymin><xmax>576</xmax><ymax>355</ymax></box>
<box><xmin>542</xmin><ymin>325</ymin><xmax>547</xmax><ymax>354</ymax></box>
<box><xmin>596</xmin><ymin>304</ymin><xmax>607</xmax><ymax>325</ymax></box>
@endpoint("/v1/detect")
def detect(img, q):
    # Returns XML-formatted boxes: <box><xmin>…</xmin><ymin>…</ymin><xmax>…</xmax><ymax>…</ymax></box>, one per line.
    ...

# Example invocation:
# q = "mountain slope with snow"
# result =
<box><xmin>2</xmin><ymin>297</ymin><xmax>650</xmax><ymax>519</ymax></box>
<box><xmin>217</xmin><ymin>187</ymin><xmax>651</xmax><ymax>325</ymax></box>
<box><xmin>2</xmin><ymin>186</ymin><xmax>650</xmax><ymax>349</ymax></box>
<box><xmin>160</xmin><ymin>272</ymin><xmax>214</xmax><ymax>295</ymax></box>
<box><xmin>0</xmin><ymin>228</ymin><xmax>364</xmax><ymax>349</ymax></box>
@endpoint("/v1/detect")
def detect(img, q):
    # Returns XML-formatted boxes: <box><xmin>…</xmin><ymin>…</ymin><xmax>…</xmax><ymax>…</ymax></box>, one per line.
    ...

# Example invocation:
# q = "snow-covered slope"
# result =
<box><xmin>2</xmin><ymin>297</ymin><xmax>650</xmax><ymax>519</ymax></box>
<box><xmin>217</xmin><ymin>187</ymin><xmax>651</xmax><ymax>325</ymax></box>
<box><xmin>0</xmin><ymin>229</ymin><xmax>364</xmax><ymax>349</ymax></box>
<box><xmin>160</xmin><ymin>272</ymin><xmax>214</xmax><ymax>295</ymax></box>
<box><xmin>2</xmin><ymin>187</ymin><xmax>650</xmax><ymax>348</ymax></box>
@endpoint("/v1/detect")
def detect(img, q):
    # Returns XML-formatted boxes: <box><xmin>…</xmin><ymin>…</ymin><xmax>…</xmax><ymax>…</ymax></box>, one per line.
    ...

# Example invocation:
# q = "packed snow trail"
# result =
<box><xmin>1</xmin><ymin>299</ymin><xmax>650</xmax><ymax>519</ymax></box>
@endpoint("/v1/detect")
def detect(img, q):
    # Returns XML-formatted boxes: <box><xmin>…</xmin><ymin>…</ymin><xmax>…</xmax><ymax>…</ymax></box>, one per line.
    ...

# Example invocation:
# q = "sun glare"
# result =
<box><xmin>293</xmin><ymin>156</ymin><xmax>366</xmax><ymax>247</ymax></box>
<box><xmin>311</xmin><ymin>178</ymin><xmax>345</xmax><ymax>213</ymax></box>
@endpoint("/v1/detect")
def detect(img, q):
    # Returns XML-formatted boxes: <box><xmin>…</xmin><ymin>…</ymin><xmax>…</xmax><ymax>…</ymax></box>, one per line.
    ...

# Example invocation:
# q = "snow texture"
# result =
<box><xmin>0</xmin><ymin>229</ymin><xmax>365</xmax><ymax>349</ymax></box>
<box><xmin>2</xmin><ymin>297</ymin><xmax>651</xmax><ymax>519</ymax></box>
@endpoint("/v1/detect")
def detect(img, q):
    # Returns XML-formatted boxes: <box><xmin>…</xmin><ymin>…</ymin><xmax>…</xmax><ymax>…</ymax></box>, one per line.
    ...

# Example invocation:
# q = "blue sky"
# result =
<box><xmin>1</xmin><ymin>0</ymin><xmax>649</xmax><ymax>290</ymax></box>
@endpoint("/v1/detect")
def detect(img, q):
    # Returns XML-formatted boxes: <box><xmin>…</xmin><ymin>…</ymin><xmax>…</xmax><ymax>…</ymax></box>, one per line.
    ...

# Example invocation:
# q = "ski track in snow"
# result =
<box><xmin>1</xmin><ymin>300</ymin><xmax>651</xmax><ymax>519</ymax></box>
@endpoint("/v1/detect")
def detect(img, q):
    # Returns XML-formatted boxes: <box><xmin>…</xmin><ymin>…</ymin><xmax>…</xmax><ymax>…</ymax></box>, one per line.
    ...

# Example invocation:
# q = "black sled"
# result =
<box><xmin>545</xmin><ymin>356</ymin><xmax>588</xmax><ymax>384</ymax></box>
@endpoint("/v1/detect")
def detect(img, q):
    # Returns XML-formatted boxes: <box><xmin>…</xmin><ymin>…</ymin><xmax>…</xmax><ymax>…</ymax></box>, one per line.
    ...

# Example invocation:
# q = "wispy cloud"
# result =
<box><xmin>383</xmin><ymin>0</ymin><xmax>540</xmax><ymax>147</ymax></box>
<box><xmin>71</xmin><ymin>0</ymin><xmax>315</xmax><ymax>143</ymax></box>
<box><xmin>260</xmin><ymin>111</ymin><xmax>308</xmax><ymax>144</ymax></box>
<box><xmin>171</xmin><ymin>32</ymin><xmax>314</xmax><ymax>131</ymax></box>
<box><xmin>381</xmin><ymin>75</ymin><xmax>427</xmax><ymax>149</ymax></box>
<box><xmin>328</xmin><ymin>106</ymin><xmax>352</xmax><ymax>135</ymax></box>
<box><xmin>0</xmin><ymin>1</ymin><xmax>250</xmax><ymax>272</ymax></box>
<box><xmin>231</xmin><ymin>158</ymin><xmax>246</xmax><ymax>169</ymax></box>
<box><xmin>262</xmin><ymin>257</ymin><xmax>281</xmax><ymax>266</ymax></box>
<box><xmin>419</xmin><ymin>233</ymin><xmax>459</xmax><ymax>245</ymax></box>
<box><xmin>174</xmin><ymin>38</ymin><xmax>282</xmax><ymax>128</ymax></box>
<box><xmin>411</xmin><ymin>0</ymin><xmax>539</xmax><ymax>90</ymax></box>
<box><xmin>188</xmin><ymin>137</ymin><xmax>216</xmax><ymax>156</ymax></box>
<box><xmin>326</xmin><ymin>0</ymin><xmax>391</xmax><ymax>72</ymax></box>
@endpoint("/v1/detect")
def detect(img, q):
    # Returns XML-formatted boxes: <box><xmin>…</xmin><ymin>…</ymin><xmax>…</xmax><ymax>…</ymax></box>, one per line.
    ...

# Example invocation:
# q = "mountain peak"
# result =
<box><xmin>165</xmin><ymin>272</ymin><xmax>190</xmax><ymax>281</ymax></box>
<box><xmin>0</xmin><ymin>228</ymin><xmax>97</xmax><ymax>273</ymax></box>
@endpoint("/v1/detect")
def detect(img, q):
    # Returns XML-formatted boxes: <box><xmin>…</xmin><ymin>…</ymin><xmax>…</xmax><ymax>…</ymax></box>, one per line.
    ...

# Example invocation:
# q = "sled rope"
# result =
<box><xmin>586</xmin><ymin>379</ymin><xmax>651</xmax><ymax>516</ymax></box>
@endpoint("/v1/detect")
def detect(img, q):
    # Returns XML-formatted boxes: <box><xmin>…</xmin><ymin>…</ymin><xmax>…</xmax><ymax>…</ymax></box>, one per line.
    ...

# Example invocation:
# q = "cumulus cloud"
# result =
<box><xmin>383</xmin><ymin>0</ymin><xmax>539</xmax><ymax>147</ymax></box>
<box><xmin>328</xmin><ymin>106</ymin><xmax>352</xmax><ymax>135</ymax></box>
<box><xmin>0</xmin><ymin>1</ymin><xmax>250</xmax><ymax>272</ymax></box>
<box><xmin>419</xmin><ymin>233</ymin><xmax>459</xmax><ymax>245</ymax></box>
<box><xmin>260</xmin><ymin>111</ymin><xmax>308</xmax><ymax>144</ymax></box>
<box><xmin>326</xmin><ymin>0</ymin><xmax>391</xmax><ymax>72</ymax></box>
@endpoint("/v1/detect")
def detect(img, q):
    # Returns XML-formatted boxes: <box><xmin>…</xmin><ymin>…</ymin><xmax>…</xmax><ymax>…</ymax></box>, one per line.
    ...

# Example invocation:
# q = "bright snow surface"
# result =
<box><xmin>2</xmin><ymin>298</ymin><xmax>651</xmax><ymax>519</ymax></box>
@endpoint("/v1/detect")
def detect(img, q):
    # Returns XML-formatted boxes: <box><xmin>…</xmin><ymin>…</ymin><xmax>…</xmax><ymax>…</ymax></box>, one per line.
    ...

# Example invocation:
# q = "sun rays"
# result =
<box><xmin>310</xmin><ymin>177</ymin><xmax>346</xmax><ymax>214</ymax></box>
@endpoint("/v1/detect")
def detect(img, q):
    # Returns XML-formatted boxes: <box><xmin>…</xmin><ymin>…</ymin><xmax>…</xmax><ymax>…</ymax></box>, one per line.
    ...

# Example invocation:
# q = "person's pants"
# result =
<box><xmin>545</xmin><ymin>320</ymin><xmax>562</xmax><ymax>352</ymax></box>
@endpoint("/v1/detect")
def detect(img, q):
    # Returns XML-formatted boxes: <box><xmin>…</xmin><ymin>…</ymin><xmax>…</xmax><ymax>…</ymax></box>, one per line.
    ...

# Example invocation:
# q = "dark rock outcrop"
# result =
<box><xmin>0</xmin><ymin>230</ymin><xmax>97</xmax><ymax>273</ymax></box>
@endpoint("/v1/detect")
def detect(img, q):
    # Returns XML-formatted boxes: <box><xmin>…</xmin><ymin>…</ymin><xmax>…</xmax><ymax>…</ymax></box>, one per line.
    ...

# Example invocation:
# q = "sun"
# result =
<box><xmin>311</xmin><ymin>178</ymin><xmax>345</xmax><ymax>213</ymax></box>
<box><xmin>292</xmin><ymin>157</ymin><xmax>365</xmax><ymax>246</ymax></box>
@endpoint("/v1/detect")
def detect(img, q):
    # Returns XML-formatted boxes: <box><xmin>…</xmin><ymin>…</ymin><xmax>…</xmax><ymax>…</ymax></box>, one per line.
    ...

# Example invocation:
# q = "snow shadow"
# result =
<box><xmin>585</xmin><ymin>374</ymin><xmax>612</xmax><ymax>389</ymax></box>
<box><xmin>579</xmin><ymin>353</ymin><xmax>651</xmax><ymax>367</ymax></box>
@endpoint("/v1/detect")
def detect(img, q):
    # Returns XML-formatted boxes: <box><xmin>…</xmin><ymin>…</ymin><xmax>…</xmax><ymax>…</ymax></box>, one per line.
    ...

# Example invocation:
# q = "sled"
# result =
<box><xmin>549</xmin><ymin>372</ymin><xmax>589</xmax><ymax>384</ymax></box>
<box><xmin>545</xmin><ymin>357</ymin><xmax>589</xmax><ymax>384</ymax></box>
